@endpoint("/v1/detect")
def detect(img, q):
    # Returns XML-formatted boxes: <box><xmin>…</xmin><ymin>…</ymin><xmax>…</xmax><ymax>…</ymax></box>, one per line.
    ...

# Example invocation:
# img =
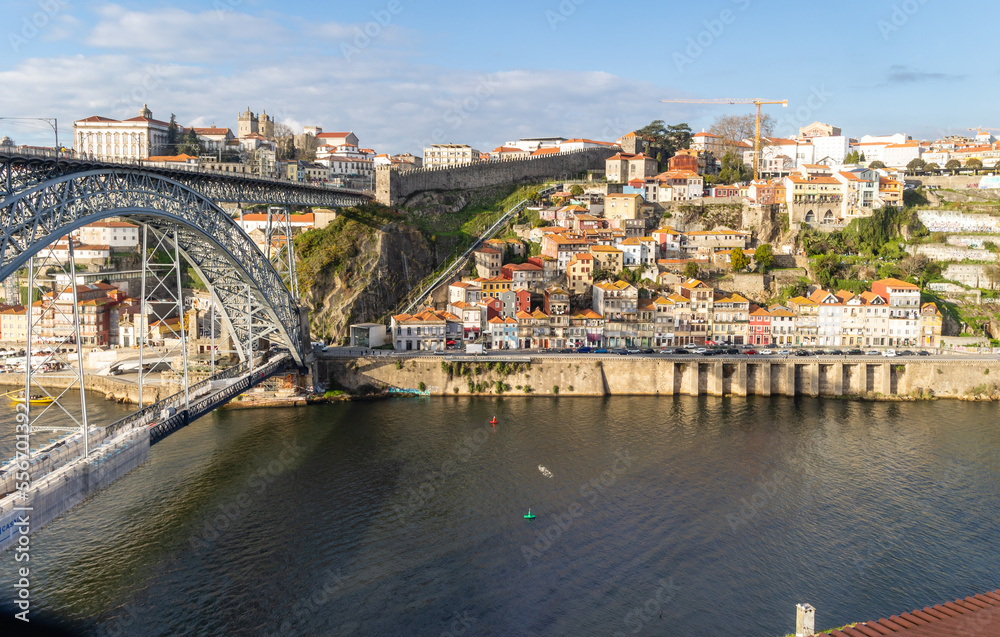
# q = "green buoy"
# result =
<box><xmin>524</xmin><ymin>508</ymin><xmax>535</xmax><ymax>520</ymax></box>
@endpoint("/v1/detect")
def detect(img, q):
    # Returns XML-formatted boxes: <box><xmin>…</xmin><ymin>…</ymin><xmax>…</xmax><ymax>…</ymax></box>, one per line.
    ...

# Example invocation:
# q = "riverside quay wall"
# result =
<box><xmin>376</xmin><ymin>148</ymin><xmax>613</xmax><ymax>206</ymax></box>
<box><xmin>323</xmin><ymin>355</ymin><xmax>1000</xmax><ymax>400</ymax></box>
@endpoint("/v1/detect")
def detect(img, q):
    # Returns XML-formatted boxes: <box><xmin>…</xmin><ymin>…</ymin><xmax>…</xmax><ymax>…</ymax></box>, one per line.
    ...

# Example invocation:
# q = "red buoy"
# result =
<box><xmin>490</xmin><ymin>416</ymin><xmax>498</xmax><ymax>427</ymax></box>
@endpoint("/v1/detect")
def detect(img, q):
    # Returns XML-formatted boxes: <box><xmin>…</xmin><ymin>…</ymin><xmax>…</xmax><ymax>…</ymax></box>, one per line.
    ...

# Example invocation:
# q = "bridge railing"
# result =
<box><xmin>104</xmin><ymin>353</ymin><xmax>283</xmax><ymax>438</ymax></box>
<box><xmin>0</xmin><ymin>147</ymin><xmax>368</xmax><ymax>196</ymax></box>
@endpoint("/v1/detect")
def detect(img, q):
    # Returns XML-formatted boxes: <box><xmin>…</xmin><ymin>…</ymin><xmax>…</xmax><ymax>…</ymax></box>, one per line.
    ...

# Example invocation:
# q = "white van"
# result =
<box><xmin>882</xmin><ymin>349</ymin><xmax>897</xmax><ymax>357</ymax></box>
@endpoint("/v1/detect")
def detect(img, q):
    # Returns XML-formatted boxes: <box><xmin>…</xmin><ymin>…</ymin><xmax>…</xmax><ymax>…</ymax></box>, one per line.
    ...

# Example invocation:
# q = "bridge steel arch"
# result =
<box><xmin>0</xmin><ymin>168</ymin><xmax>307</xmax><ymax>366</ymax></box>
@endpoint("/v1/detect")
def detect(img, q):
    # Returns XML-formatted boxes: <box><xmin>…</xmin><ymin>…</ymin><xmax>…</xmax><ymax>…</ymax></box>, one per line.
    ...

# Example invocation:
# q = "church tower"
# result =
<box><xmin>238</xmin><ymin>107</ymin><xmax>258</xmax><ymax>138</ymax></box>
<box><xmin>259</xmin><ymin>109</ymin><xmax>274</xmax><ymax>139</ymax></box>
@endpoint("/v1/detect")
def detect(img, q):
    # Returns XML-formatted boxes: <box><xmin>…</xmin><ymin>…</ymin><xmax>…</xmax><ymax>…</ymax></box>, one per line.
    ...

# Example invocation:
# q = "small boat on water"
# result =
<box><xmin>6</xmin><ymin>391</ymin><xmax>53</xmax><ymax>405</ymax></box>
<box><xmin>524</xmin><ymin>509</ymin><xmax>535</xmax><ymax>520</ymax></box>
<box><xmin>538</xmin><ymin>465</ymin><xmax>553</xmax><ymax>478</ymax></box>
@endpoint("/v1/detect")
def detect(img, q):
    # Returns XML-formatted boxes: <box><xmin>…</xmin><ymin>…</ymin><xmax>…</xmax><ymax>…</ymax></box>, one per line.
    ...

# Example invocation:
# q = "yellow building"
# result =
<box><xmin>919</xmin><ymin>302</ymin><xmax>942</xmax><ymax>348</ymax></box>
<box><xmin>604</xmin><ymin>193</ymin><xmax>643</xmax><ymax>221</ymax></box>
<box><xmin>589</xmin><ymin>245</ymin><xmax>624</xmax><ymax>274</ymax></box>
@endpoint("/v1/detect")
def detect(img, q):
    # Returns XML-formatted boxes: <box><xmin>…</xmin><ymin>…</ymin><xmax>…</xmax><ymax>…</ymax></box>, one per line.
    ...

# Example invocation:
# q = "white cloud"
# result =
<box><xmin>2</xmin><ymin>6</ymin><xmax>687</xmax><ymax>153</ymax></box>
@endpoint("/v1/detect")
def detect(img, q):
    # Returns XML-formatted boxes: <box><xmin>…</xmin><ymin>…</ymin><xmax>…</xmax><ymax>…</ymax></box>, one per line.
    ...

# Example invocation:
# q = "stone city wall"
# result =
<box><xmin>322</xmin><ymin>356</ymin><xmax>1000</xmax><ymax>401</ymax></box>
<box><xmin>376</xmin><ymin>147</ymin><xmax>613</xmax><ymax>206</ymax></box>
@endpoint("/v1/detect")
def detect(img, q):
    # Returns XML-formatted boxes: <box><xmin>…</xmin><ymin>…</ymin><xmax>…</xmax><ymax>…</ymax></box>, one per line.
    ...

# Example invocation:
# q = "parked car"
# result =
<box><xmin>559</xmin><ymin>348</ymin><xmax>574</xmax><ymax>353</ymax></box>
<box><xmin>701</xmin><ymin>349</ymin><xmax>716</xmax><ymax>356</ymax></box>
<box><xmin>813</xmin><ymin>349</ymin><xmax>828</xmax><ymax>356</ymax></box>
<box><xmin>882</xmin><ymin>349</ymin><xmax>897</xmax><ymax>357</ymax></box>
<box><xmin>616</xmin><ymin>348</ymin><xmax>629</xmax><ymax>355</ymax></box>
<box><xmin>694</xmin><ymin>347</ymin><xmax>708</xmax><ymax>354</ymax></box>
<box><xmin>828</xmin><ymin>349</ymin><xmax>844</xmax><ymax>355</ymax></box>
<box><xmin>725</xmin><ymin>348</ymin><xmax>740</xmax><ymax>355</ymax></box>
<box><xmin>743</xmin><ymin>348</ymin><xmax>757</xmax><ymax>355</ymax></box>
<box><xmin>778</xmin><ymin>349</ymin><xmax>791</xmax><ymax>355</ymax></box>
<box><xmin>866</xmin><ymin>350</ymin><xmax>880</xmax><ymax>356</ymax></box>
<box><xmin>759</xmin><ymin>349</ymin><xmax>773</xmax><ymax>355</ymax></box>
<box><xmin>659</xmin><ymin>348</ymin><xmax>675</xmax><ymax>354</ymax></box>
<box><xmin>594</xmin><ymin>348</ymin><xmax>609</xmax><ymax>354</ymax></box>
<box><xmin>917</xmin><ymin>350</ymin><xmax>931</xmax><ymax>356</ymax></box>
<box><xmin>628</xmin><ymin>348</ymin><xmax>641</xmax><ymax>354</ymax></box>
<box><xmin>576</xmin><ymin>346</ymin><xmax>592</xmax><ymax>353</ymax></box>
<box><xmin>794</xmin><ymin>349</ymin><xmax>810</xmax><ymax>356</ymax></box>
<box><xmin>847</xmin><ymin>349</ymin><xmax>864</xmax><ymax>356</ymax></box>
<box><xmin>900</xmin><ymin>350</ymin><xmax>915</xmax><ymax>356</ymax></box>
<box><xmin>684</xmin><ymin>343</ymin><xmax>698</xmax><ymax>350</ymax></box>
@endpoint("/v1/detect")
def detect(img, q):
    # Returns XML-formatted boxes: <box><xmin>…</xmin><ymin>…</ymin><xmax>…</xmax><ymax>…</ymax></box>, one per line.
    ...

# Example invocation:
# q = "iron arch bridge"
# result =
<box><xmin>0</xmin><ymin>150</ymin><xmax>373</xmax><ymax>366</ymax></box>
<box><xmin>0</xmin><ymin>154</ymin><xmax>377</xmax><ymax>551</ymax></box>
<box><xmin>1</xmin><ymin>166</ymin><xmax>314</xmax><ymax>365</ymax></box>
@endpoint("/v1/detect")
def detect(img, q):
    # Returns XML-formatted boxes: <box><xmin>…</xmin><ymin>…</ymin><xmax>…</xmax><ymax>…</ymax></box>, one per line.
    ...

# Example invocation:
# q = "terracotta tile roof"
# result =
<box><xmin>813</xmin><ymin>589</ymin><xmax>1000</xmax><ymax>636</ymax></box>
<box><xmin>875</xmin><ymin>277</ymin><xmax>920</xmax><ymax>290</ymax></box>
<box><xmin>531</xmin><ymin>147</ymin><xmax>561</xmax><ymax>156</ymax></box>
<box><xmin>192</xmin><ymin>127</ymin><xmax>232</xmax><ymax>136</ymax></box>
<box><xmin>76</xmin><ymin>115</ymin><xmax>118</xmax><ymax>123</ymax></box>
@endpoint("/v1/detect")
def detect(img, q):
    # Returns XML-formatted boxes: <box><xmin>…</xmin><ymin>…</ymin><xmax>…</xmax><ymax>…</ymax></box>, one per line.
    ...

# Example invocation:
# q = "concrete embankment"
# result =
<box><xmin>0</xmin><ymin>427</ymin><xmax>149</xmax><ymax>552</ymax></box>
<box><xmin>321</xmin><ymin>355</ymin><xmax>1000</xmax><ymax>400</ymax></box>
<box><xmin>0</xmin><ymin>373</ymin><xmax>174</xmax><ymax>405</ymax></box>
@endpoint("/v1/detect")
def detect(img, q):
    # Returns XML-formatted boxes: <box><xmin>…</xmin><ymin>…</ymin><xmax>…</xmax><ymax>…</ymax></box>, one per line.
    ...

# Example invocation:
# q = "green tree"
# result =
<box><xmin>924</xmin><ymin>162</ymin><xmax>940</xmax><ymax>172</ymax></box>
<box><xmin>868</xmin><ymin>160</ymin><xmax>886</xmax><ymax>169</ymax></box>
<box><xmin>634</xmin><ymin>120</ymin><xmax>693</xmax><ymax>157</ymax></box>
<box><xmin>167</xmin><ymin>114</ymin><xmax>179</xmax><ymax>151</ymax></box>
<box><xmin>527</xmin><ymin>188</ymin><xmax>540</xmax><ymax>202</ymax></box>
<box><xmin>945</xmin><ymin>159</ymin><xmax>962</xmax><ymax>173</ymax></box>
<box><xmin>683</xmin><ymin>261</ymin><xmax>699</xmax><ymax>279</ymax></box>
<box><xmin>570</xmin><ymin>184</ymin><xmax>584</xmax><ymax>196</ymax></box>
<box><xmin>718</xmin><ymin>151</ymin><xmax>751</xmax><ymax>184</ymax></box>
<box><xmin>730</xmin><ymin>247</ymin><xmax>749</xmax><ymax>271</ymax></box>
<box><xmin>906</xmin><ymin>158</ymin><xmax>926</xmax><ymax>173</ymax></box>
<box><xmin>754</xmin><ymin>243</ymin><xmax>774</xmax><ymax>271</ymax></box>
<box><xmin>967</xmin><ymin>158</ymin><xmax>983</xmax><ymax>171</ymax></box>
<box><xmin>984</xmin><ymin>240</ymin><xmax>998</xmax><ymax>252</ymax></box>
<box><xmin>178</xmin><ymin>128</ymin><xmax>202</xmax><ymax>156</ymax></box>
<box><xmin>813</xmin><ymin>254</ymin><xmax>841</xmax><ymax>287</ymax></box>
<box><xmin>844</xmin><ymin>150</ymin><xmax>861</xmax><ymax>164</ymax></box>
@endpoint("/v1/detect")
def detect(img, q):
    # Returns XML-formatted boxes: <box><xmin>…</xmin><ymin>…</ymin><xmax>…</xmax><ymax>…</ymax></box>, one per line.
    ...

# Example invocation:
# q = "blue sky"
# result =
<box><xmin>0</xmin><ymin>0</ymin><xmax>991</xmax><ymax>153</ymax></box>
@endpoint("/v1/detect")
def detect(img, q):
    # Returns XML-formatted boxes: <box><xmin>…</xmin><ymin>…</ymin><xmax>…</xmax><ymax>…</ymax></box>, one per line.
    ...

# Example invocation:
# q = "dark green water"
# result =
<box><xmin>2</xmin><ymin>396</ymin><xmax>999</xmax><ymax>636</ymax></box>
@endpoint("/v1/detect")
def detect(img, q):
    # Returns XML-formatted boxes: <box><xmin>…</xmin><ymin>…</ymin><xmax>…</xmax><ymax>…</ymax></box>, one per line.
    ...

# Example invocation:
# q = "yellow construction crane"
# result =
<box><xmin>660</xmin><ymin>98</ymin><xmax>788</xmax><ymax>180</ymax></box>
<box><xmin>968</xmin><ymin>127</ymin><xmax>1000</xmax><ymax>136</ymax></box>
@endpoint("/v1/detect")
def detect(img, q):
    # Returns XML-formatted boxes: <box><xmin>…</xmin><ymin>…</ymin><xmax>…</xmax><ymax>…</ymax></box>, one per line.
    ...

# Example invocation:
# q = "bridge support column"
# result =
<box><xmin>809</xmin><ymin>362</ymin><xmax>819</xmax><ymax>397</ymax></box>
<box><xmin>760</xmin><ymin>362</ymin><xmax>771</xmax><ymax>396</ymax></box>
<box><xmin>785</xmin><ymin>362</ymin><xmax>796</xmax><ymax>397</ymax></box>
<box><xmin>881</xmin><ymin>362</ymin><xmax>892</xmax><ymax>395</ymax></box>
<box><xmin>710</xmin><ymin>362</ymin><xmax>723</xmax><ymax>397</ymax></box>
<box><xmin>834</xmin><ymin>362</ymin><xmax>844</xmax><ymax>396</ymax></box>
<box><xmin>735</xmin><ymin>361</ymin><xmax>747</xmax><ymax>397</ymax></box>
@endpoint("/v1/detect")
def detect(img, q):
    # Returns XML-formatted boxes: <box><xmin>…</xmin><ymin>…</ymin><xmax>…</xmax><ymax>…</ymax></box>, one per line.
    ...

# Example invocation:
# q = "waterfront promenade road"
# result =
<box><xmin>319</xmin><ymin>347</ymin><xmax>1000</xmax><ymax>364</ymax></box>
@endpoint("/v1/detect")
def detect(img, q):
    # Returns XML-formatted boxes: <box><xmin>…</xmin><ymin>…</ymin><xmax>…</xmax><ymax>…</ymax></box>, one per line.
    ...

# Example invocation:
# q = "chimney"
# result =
<box><xmin>796</xmin><ymin>603</ymin><xmax>815</xmax><ymax>637</ymax></box>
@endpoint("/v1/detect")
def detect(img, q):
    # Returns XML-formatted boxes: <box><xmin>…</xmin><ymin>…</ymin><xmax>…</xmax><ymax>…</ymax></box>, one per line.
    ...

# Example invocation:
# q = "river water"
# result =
<box><xmin>1</xmin><ymin>396</ymin><xmax>999</xmax><ymax>636</ymax></box>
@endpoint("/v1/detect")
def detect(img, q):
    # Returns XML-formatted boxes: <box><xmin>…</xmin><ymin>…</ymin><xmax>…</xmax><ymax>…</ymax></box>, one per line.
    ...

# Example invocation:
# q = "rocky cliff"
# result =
<box><xmin>297</xmin><ymin>216</ymin><xmax>437</xmax><ymax>342</ymax></box>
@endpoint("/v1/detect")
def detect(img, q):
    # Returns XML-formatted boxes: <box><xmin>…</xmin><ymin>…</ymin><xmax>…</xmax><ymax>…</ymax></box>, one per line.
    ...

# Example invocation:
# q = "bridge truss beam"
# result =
<box><xmin>0</xmin><ymin>167</ymin><xmax>307</xmax><ymax>367</ymax></box>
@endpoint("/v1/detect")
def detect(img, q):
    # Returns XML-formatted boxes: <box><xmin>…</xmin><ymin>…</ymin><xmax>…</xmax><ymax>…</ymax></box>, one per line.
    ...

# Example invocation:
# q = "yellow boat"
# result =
<box><xmin>6</xmin><ymin>391</ymin><xmax>54</xmax><ymax>406</ymax></box>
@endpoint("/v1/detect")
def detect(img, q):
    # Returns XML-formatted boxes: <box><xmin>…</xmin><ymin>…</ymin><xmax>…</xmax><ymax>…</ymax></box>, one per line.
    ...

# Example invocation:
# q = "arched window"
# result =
<box><xmin>805</xmin><ymin>210</ymin><xmax>815</xmax><ymax>223</ymax></box>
